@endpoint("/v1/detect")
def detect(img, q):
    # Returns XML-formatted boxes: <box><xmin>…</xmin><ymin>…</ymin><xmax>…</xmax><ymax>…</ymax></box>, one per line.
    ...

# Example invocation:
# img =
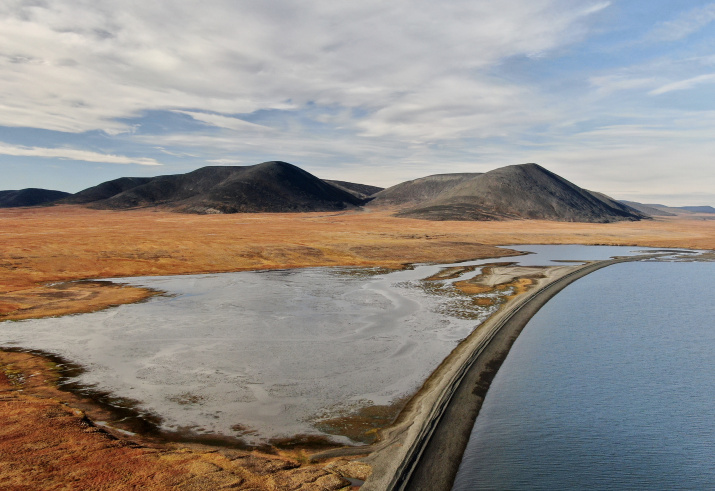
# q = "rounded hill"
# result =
<box><xmin>65</xmin><ymin>161</ymin><xmax>366</xmax><ymax>214</ymax></box>
<box><xmin>0</xmin><ymin>188</ymin><xmax>70</xmax><ymax>208</ymax></box>
<box><xmin>397</xmin><ymin>163</ymin><xmax>646</xmax><ymax>222</ymax></box>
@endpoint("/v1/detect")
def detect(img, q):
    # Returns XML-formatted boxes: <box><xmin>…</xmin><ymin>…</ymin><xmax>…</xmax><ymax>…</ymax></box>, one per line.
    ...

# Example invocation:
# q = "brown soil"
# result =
<box><xmin>424</xmin><ymin>265</ymin><xmax>482</xmax><ymax>281</ymax></box>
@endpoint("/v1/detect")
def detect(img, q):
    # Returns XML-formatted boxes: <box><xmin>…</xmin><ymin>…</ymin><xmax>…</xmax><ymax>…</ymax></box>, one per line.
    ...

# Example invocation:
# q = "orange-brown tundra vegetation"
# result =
<box><xmin>0</xmin><ymin>205</ymin><xmax>713</xmax><ymax>489</ymax></box>
<box><xmin>0</xmin><ymin>350</ymin><xmax>368</xmax><ymax>490</ymax></box>
<box><xmin>2</xmin><ymin>205</ymin><xmax>713</xmax><ymax>321</ymax></box>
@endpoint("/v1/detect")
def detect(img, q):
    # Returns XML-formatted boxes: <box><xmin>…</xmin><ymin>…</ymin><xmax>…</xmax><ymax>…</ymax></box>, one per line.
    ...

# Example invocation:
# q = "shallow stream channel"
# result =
<box><xmin>0</xmin><ymin>245</ymin><xmax>701</xmax><ymax>448</ymax></box>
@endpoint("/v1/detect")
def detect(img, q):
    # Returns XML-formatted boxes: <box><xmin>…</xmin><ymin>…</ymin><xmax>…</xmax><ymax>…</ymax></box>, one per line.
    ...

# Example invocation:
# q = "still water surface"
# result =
<box><xmin>453</xmin><ymin>260</ymin><xmax>715</xmax><ymax>490</ymax></box>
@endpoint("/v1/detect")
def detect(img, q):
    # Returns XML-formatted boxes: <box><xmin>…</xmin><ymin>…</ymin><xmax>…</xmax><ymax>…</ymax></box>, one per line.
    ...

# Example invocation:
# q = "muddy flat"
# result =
<box><xmin>9</xmin><ymin>248</ymin><xmax>659</xmax><ymax>448</ymax></box>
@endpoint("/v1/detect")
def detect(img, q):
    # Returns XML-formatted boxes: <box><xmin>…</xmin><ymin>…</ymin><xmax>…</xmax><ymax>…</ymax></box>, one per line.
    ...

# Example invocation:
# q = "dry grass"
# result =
<box><xmin>1</xmin><ymin>206</ymin><xmax>712</xmax><ymax>321</ymax></box>
<box><xmin>0</xmin><ymin>206</ymin><xmax>522</xmax><ymax>320</ymax></box>
<box><xmin>0</xmin><ymin>281</ymin><xmax>157</xmax><ymax>321</ymax></box>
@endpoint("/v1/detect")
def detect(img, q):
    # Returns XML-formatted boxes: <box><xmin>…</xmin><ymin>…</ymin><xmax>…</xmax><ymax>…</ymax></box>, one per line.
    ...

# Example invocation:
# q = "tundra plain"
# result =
<box><xmin>1</xmin><ymin>205</ymin><xmax>714</xmax><ymax>490</ymax></box>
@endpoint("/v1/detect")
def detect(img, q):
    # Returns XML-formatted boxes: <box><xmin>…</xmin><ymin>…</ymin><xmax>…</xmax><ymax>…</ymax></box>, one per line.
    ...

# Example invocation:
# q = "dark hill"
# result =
<box><xmin>60</xmin><ymin>177</ymin><xmax>152</xmax><ymax>204</ymax></box>
<box><xmin>398</xmin><ymin>163</ymin><xmax>646</xmax><ymax>222</ymax></box>
<box><xmin>368</xmin><ymin>173</ymin><xmax>480</xmax><ymax>207</ymax></box>
<box><xmin>0</xmin><ymin>188</ymin><xmax>70</xmax><ymax>208</ymax></box>
<box><xmin>70</xmin><ymin>161</ymin><xmax>365</xmax><ymax>213</ymax></box>
<box><xmin>324</xmin><ymin>180</ymin><xmax>383</xmax><ymax>199</ymax></box>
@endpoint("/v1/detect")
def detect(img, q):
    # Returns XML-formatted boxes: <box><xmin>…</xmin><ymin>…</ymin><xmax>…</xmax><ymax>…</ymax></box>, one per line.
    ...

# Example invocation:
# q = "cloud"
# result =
<box><xmin>508</xmin><ymin>112</ymin><xmax>715</xmax><ymax>205</ymax></box>
<box><xmin>4</xmin><ymin>1</ymin><xmax>712</xmax><ymax>205</ymax></box>
<box><xmin>0</xmin><ymin>0</ymin><xmax>610</xmax><ymax>140</ymax></box>
<box><xmin>0</xmin><ymin>142</ymin><xmax>161</xmax><ymax>165</ymax></box>
<box><xmin>206</xmin><ymin>158</ymin><xmax>244</xmax><ymax>165</ymax></box>
<box><xmin>173</xmin><ymin>111</ymin><xmax>275</xmax><ymax>133</ymax></box>
<box><xmin>645</xmin><ymin>3</ymin><xmax>715</xmax><ymax>42</ymax></box>
<box><xmin>649</xmin><ymin>73</ymin><xmax>715</xmax><ymax>95</ymax></box>
<box><xmin>355</xmin><ymin>76</ymin><xmax>555</xmax><ymax>141</ymax></box>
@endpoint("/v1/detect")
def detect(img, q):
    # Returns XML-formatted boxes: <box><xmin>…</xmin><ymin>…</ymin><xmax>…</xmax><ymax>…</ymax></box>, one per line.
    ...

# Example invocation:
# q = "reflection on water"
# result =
<box><xmin>453</xmin><ymin>260</ymin><xmax>715</xmax><ymax>490</ymax></box>
<box><xmin>0</xmin><ymin>245</ymin><xmax>673</xmax><ymax>445</ymax></box>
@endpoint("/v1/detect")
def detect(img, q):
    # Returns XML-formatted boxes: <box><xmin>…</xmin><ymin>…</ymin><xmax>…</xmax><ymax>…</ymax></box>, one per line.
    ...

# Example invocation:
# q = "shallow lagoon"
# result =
<box><xmin>0</xmin><ymin>245</ymin><xmax>680</xmax><ymax>445</ymax></box>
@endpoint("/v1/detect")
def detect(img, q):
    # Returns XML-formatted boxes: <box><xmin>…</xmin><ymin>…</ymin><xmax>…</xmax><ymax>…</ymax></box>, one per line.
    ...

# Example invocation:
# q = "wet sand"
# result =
<box><xmin>0</xmin><ymin>252</ymin><xmax>533</xmax><ymax>489</ymax></box>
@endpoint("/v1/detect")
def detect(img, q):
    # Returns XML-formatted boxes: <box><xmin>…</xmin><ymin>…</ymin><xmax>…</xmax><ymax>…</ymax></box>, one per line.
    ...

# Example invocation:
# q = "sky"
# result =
<box><xmin>1</xmin><ymin>0</ymin><xmax>714</xmax><ymax>206</ymax></box>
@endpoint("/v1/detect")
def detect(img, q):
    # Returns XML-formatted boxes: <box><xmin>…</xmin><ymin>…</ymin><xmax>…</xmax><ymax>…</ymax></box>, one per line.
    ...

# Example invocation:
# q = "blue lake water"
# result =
<box><xmin>453</xmin><ymin>260</ymin><xmax>715</xmax><ymax>490</ymax></box>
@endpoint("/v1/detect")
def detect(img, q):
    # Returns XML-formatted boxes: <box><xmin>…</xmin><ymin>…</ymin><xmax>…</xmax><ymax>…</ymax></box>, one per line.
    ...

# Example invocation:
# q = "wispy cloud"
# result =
<box><xmin>0</xmin><ymin>143</ymin><xmax>161</xmax><ymax>166</ymax></box>
<box><xmin>650</xmin><ymin>73</ymin><xmax>715</xmax><ymax>95</ymax></box>
<box><xmin>173</xmin><ymin>111</ymin><xmax>275</xmax><ymax>133</ymax></box>
<box><xmin>206</xmin><ymin>158</ymin><xmax>244</xmax><ymax>165</ymax></box>
<box><xmin>645</xmin><ymin>3</ymin><xmax>715</xmax><ymax>42</ymax></box>
<box><xmin>0</xmin><ymin>0</ymin><xmax>609</xmax><ymax>139</ymax></box>
<box><xmin>510</xmin><ymin>111</ymin><xmax>715</xmax><ymax>205</ymax></box>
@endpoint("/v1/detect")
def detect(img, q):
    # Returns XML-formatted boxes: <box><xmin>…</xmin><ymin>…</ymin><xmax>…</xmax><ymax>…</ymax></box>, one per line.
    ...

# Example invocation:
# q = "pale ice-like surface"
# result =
<box><xmin>0</xmin><ymin>245</ymin><xmax>679</xmax><ymax>444</ymax></box>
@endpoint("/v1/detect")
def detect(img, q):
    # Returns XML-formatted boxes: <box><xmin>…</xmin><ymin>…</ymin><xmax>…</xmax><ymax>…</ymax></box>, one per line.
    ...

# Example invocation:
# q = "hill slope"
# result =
<box><xmin>324</xmin><ymin>180</ymin><xmax>384</xmax><ymax>199</ymax></box>
<box><xmin>0</xmin><ymin>188</ymin><xmax>70</xmax><ymax>208</ymax></box>
<box><xmin>369</xmin><ymin>173</ymin><xmax>480</xmax><ymax>207</ymax></box>
<box><xmin>61</xmin><ymin>177</ymin><xmax>152</xmax><ymax>205</ymax></box>
<box><xmin>67</xmin><ymin>161</ymin><xmax>366</xmax><ymax>213</ymax></box>
<box><xmin>397</xmin><ymin>163</ymin><xmax>646</xmax><ymax>222</ymax></box>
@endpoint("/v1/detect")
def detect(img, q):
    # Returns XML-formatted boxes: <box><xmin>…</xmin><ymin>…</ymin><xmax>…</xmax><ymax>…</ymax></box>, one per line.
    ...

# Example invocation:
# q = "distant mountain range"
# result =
<box><xmin>618</xmin><ymin>201</ymin><xmax>715</xmax><ymax>216</ymax></box>
<box><xmin>2</xmin><ymin>161</ymin><xmax>712</xmax><ymax>222</ymax></box>
<box><xmin>618</xmin><ymin>201</ymin><xmax>677</xmax><ymax>217</ymax></box>
<box><xmin>680</xmin><ymin>205</ymin><xmax>715</xmax><ymax>213</ymax></box>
